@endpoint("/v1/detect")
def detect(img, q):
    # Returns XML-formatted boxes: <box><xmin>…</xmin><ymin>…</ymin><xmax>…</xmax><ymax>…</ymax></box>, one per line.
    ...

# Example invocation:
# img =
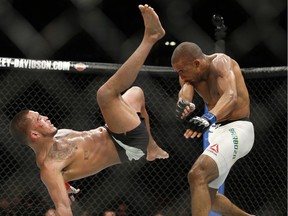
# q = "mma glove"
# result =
<box><xmin>187</xmin><ymin>112</ymin><xmax>217</xmax><ymax>133</ymax></box>
<box><xmin>65</xmin><ymin>182</ymin><xmax>80</xmax><ymax>203</ymax></box>
<box><xmin>176</xmin><ymin>99</ymin><xmax>195</xmax><ymax>120</ymax></box>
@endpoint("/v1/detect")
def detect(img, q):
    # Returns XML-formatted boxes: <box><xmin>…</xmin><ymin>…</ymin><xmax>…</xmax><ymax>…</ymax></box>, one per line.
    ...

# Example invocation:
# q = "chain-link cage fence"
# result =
<box><xmin>0</xmin><ymin>62</ymin><xmax>287</xmax><ymax>216</ymax></box>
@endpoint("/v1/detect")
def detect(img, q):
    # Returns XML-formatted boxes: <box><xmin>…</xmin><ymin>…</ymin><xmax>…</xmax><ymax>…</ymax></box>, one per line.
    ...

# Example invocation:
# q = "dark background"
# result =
<box><xmin>0</xmin><ymin>0</ymin><xmax>287</xmax><ymax>216</ymax></box>
<box><xmin>0</xmin><ymin>0</ymin><xmax>286</xmax><ymax>68</ymax></box>
<box><xmin>0</xmin><ymin>66</ymin><xmax>286</xmax><ymax>216</ymax></box>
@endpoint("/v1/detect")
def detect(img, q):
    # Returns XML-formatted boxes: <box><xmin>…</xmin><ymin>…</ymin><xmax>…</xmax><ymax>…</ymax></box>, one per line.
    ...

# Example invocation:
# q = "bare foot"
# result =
<box><xmin>138</xmin><ymin>4</ymin><xmax>165</xmax><ymax>43</ymax></box>
<box><xmin>146</xmin><ymin>141</ymin><xmax>169</xmax><ymax>161</ymax></box>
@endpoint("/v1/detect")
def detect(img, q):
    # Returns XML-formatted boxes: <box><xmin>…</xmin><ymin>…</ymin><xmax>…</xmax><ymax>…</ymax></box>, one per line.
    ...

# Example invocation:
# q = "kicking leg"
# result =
<box><xmin>122</xmin><ymin>86</ymin><xmax>169</xmax><ymax>161</ymax></box>
<box><xmin>97</xmin><ymin>4</ymin><xmax>165</xmax><ymax>132</ymax></box>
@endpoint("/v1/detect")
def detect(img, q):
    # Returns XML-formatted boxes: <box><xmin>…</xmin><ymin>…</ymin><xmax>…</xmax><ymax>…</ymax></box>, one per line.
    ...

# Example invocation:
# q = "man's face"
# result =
<box><xmin>27</xmin><ymin>110</ymin><xmax>57</xmax><ymax>138</ymax></box>
<box><xmin>172</xmin><ymin>59</ymin><xmax>199</xmax><ymax>82</ymax></box>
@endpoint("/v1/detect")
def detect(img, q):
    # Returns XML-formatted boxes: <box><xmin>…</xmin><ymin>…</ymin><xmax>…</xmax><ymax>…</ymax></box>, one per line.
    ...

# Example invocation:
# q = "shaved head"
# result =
<box><xmin>171</xmin><ymin>42</ymin><xmax>204</xmax><ymax>64</ymax></box>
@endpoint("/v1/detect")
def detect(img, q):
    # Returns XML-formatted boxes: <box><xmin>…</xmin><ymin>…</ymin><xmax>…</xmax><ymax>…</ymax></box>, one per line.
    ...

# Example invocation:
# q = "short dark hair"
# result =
<box><xmin>171</xmin><ymin>42</ymin><xmax>204</xmax><ymax>64</ymax></box>
<box><xmin>9</xmin><ymin>110</ymin><xmax>31</xmax><ymax>145</ymax></box>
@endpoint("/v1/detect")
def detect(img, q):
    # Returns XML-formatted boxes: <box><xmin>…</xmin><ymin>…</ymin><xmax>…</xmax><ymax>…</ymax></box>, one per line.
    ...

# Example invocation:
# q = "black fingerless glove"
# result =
<box><xmin>187</xmin><ymin>112</ymin><xmax>217</xmax><ymax>133</ymax></box>
<box><xmin>176</xmin><ymin>99</ymin><xmax>193</xmax><ymax>120</ymax></box>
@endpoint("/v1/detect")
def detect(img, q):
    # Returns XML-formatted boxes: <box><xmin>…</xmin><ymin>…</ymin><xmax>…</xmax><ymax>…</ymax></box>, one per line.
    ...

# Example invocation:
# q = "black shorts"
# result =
<box><xmin>105</xmin><ymin>113</ymin><xmax>149</xmax><ymax>163</ymax></box>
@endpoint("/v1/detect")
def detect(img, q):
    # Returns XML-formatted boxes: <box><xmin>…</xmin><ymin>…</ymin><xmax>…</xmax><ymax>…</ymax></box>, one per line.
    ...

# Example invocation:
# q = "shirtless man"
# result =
<box><xmin>172</xmin><ymin>42</ymin><xmax>255</xmax><ymax>216</ymax></box>
<box><xmin>9</xmin><ymin>5</ymin><xmax>168</xmax><ymax>216</ymax></box>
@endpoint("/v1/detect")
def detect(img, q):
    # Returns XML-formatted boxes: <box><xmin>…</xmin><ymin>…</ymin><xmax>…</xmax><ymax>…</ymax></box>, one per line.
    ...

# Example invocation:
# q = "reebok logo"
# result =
<box><xmin>209</xmin><ymin>144</ymin><xmax>219</xmax><ymax>153</ymax></box>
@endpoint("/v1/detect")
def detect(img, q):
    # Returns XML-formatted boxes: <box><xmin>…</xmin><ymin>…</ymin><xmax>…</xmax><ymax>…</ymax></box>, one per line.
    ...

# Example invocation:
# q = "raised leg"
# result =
<box><xmin>96</xmin><ymin>4</ymin><xmax>165</xmax><ymax>133</ymax></box>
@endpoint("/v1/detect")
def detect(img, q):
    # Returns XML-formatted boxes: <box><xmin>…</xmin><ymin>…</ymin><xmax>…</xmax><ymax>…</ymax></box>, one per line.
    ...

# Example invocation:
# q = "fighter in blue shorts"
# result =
<box><xmin>172</xmin><ymin>42</ymin><xmax>255</xmax><ymax>216</ymax></box>
<box><xmin>204</xmin><ymin>118</ymin><xmax>254</xmax><ymax>189</ymax></box>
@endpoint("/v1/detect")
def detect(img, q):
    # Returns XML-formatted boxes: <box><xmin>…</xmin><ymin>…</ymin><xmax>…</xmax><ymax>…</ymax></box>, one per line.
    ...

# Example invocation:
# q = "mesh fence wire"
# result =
<box><xmin>0</xmin><ymin>65</ymin><xmax>287</xmax><ymax>216</ymax></box>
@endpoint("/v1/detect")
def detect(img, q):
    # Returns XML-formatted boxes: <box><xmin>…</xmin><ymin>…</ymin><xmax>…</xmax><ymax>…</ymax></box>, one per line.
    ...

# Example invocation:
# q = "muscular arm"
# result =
<box><xmin>178</xmin><ymin>77</ymin><xmax>194</xmax><ymax>101</ymax></box>
<box><xmin>41</xmin><ymin>166</ymin><xmax>73</xmax><ymax>216</ymax></box>
<box><xmin>209</xmin><ymin>56</ymin><xmax>237</xmax><ymax>121</ymax></box>
<box><xmin>176</xmin><ymin>78</ymin><xmax>196</xmax><ymax>120</ymax></box>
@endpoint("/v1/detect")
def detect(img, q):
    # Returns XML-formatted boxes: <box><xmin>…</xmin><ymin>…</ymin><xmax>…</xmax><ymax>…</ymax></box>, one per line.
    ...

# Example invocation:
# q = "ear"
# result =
<box><xmin>194</xmin><ymin>59</ymin><xmax>200</xmax><ymax>67</ymax></box>
<box><xmin>30</xmin><ymin>130</ymin><xmax>40</xmax><ymax>141</ymax></box>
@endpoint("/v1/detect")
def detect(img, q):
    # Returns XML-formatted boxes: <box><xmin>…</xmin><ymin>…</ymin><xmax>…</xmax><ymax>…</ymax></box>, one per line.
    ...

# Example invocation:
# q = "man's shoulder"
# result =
<box><xmin>209</xmin><ymin>53</ymin><xmax>236</xmax><ymax>74</ymax></box>
<box><xmin>211</xmin><ymin>53</ymin><xmax>231</xmax><ymax>63</ymax></box>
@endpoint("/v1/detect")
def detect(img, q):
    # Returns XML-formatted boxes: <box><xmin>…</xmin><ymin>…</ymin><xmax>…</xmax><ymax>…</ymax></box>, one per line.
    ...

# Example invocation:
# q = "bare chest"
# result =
<box><xmin>47</xmin><ymin>139</ymin><xmax>79</xmax><ymax>161</ymax></box>
<box><xmin>194</xmin><ymin>80</ymin><xmax>220</xmax><ymax>105</ymax></box>
<box><xmin>48</xmin><ymin>129</ymin><xmax>111</xmax><ymax>162</ymax></box>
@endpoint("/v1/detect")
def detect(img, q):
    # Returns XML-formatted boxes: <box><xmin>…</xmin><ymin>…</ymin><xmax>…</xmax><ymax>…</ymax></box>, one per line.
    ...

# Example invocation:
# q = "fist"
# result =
<box><xmin>67</xmin><ymin>185</ymin><xmax>80</xmax><ymax>195</ymax></box>
<box><xmin>188</xmin><ymin>116</ymin><xmax>211</xmax><ymax>133</ymax></box>
<box><xmin>65</xmin><ymin>182</ymin><xmax>80</xmax><ymax>203</ymax></box>
<box><xmin>176</xmin><ymin>99</ymin><xmax>195</xmax><ymax>120</ymax></box>
<box><xmin>185</xmin><ymin>113</ymin><xmax>216</xmax><ymax>138</ymax></box>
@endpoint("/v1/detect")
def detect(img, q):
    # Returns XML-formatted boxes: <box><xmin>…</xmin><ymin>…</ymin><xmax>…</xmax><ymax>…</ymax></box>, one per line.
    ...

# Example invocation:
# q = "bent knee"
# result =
<box><xmin>187</xmin><ymin>166</ymin><xmax>209</xmax><ymax>187</ymax></box>
<box><xmin>123</xmin><ymin>86</ymin><xmax>145</xmax><ymax>103</ymax></box>
<box><xmin>96</xmin><ymin>85</ymin><xmax>116</xmax><ymax>106</ymax></box>
<box><xmin>128</xmin><ymin>86</ymin><xmax>144</xmax><ymax>97</ymax></box>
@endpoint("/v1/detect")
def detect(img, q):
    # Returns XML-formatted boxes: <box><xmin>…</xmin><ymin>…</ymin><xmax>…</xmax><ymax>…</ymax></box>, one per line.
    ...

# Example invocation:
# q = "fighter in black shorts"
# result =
<box><xmin>9</xmin><ymin>5</ymin><xmax>168</xmax><ymax>216</ymax></box>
